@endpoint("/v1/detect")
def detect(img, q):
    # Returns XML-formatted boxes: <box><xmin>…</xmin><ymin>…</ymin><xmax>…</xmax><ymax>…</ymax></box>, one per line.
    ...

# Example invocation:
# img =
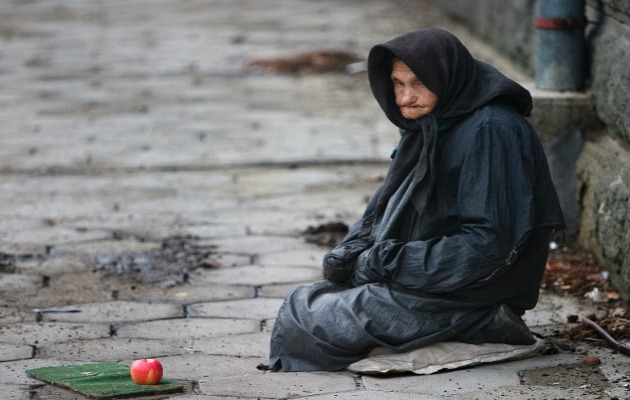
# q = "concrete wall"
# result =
<box><xmin>437</xmin><ymin>0</ymin><xmax>536</xmax><ymax>75</ymax></box>
<box><xmin>434</xmin><ymin>0</ymin><xmax>630</xmax><ymax>300</ymax></box>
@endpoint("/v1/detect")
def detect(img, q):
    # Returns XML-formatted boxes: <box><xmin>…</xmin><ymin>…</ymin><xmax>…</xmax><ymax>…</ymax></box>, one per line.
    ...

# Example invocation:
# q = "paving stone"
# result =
<box><xmin>218</xmin><ymin>209</ymin><xmax>331</xmax><ymax>237</ymax></box>
<box><xmin>37</xmin><ymin>337</ymin><xmax>187</xmax><ymax>362</ymax></box>
<box><xmin>148</xmin><ymin>354</ymin><xmax>264</xmax><ymax>381</ymax></box>
<box><xmin>257</xmin><ymin>248</ymin><xmax>325</xmax><ymax>268</ymax></box>
<box><xmin>452</xmin><ymin>385</ymin><xmax>611</xmax><ymax>399</ymax></box>
<box><xmin>180</xmin><ymin>224</ymin><xmax>249</xmax><ymax>239</ymax></box>
<box><xmin>305</xmin><ymin>391</ymin><xmax>444</xmax><ymax>399</ymax></box>
<box><xmin>474</xmin><ymin>352</ymin><xmax>584</xmax><ymax>373</ymax></box>
<box><xmin>0</xmin><ymin>289</ymin><xmax>38</xmax><ymax>310</ymax></box>
<box><xmin>53</xmin><ymin>239</ymin><xmax>162</xmax><ymax>256</ymax></box>
<box><xmin>577</xmin><ymin>346</ymin><xmax>630</xmax><ymax>398</ymax></box>
<box><xmin>190</xmin><ymin>265</ymin><xmax>323</xmax><ymax>286</ymax></box>
<box><xmin>248</xmin><ymin>189</ymin><xmax>374</xmax><ymax>216</ymax></box>
<box><xmin>0</xmin><ymin>343</ymin><xmax>33</xmax><ymax>362</ymax></box>
<box><xmin>40</xmin><ymin>214</ymin><xmax>197</xmax><ymax>237</ymax></box>
<box><xmin>197</xmin><ymin>371</ymin><xmax>357</xmax><ymax>399</ymax></box>
<box><xmin>0</xmin><ymin>322</ymin><xmax>109</xmax><ymax>346</ymax></box>
<box><xmin>217</xmin><ymin>166</ymin><xmax>372</xmax><ymax>202</ymax></box>
<box><xmin>0</xmin><ymin>243</ymin><xmax>47</xmax><ymax>258</ymax></box>
<box><xmin>0</xmin><ymin>216</ymin><xmax>64</xmax><ymax>244</ymax></box>
<box><xmin>195</xmin><ymin>253</ymin><xmax>254</xmax><ymax>268</ymax></box>
<box><xmin>208</xmin><ymin>235</ymin><xmax>311</xmax><ymax>255</ymax></box>
<box><xmin>0</xmin><ymin>306</ymin><xmax>37</xmax><ymax>324</ymax></box>
<box><xmin>0</xmin><ymin>359</ymin><xmax>82</xmax><ymax>385</ymax></box>
<box><xmin>66</xmin><ymin>222</ymin><xmax>247</xmax><ymax>246</ymax></box>
<box><xmin>164</xmin><ymin>396</ymin><xmax>242</xmax><ymax>400</ymax></box>
<box><xmin>522</xmin><ymin>292</ymin><xmax>601</xmax><ymax>328</ymax></box>
<box><xmin>0</xmin><ymin>383</ymin><xmax>31</xmax><ymax>400</ymax></box>
<box><xmin>19</xmin><ymin>254</ymin><xmax>92</xmax><ymax>275</ymax></box>
<box><xmin>6</xmin><ymin>225</ymin><xmax>110</xmax><ymax>249</ymax></box>
<box><xmin>0</xmin><ymin>273</ymin><xmax>42</xmax><ymax>292</ymax></box>
<box><xmin>191</xmin><ymin>332</ymin><xmax>272</xmax><ymax>358</ymax></box>
<box><xmin>265</xmin><ymin>318</ymin><xmax>276</xmax><ymax>333</ymax></box>
<box><xmin>115</xmin><ymin>283</ymin><xmax>256</xmax><ymax>303</ymax></box>
<box><xmin>40</xmin><ymin>300</ymin><xmax>183</xmax><ymax>324</ymax></box>
<box><xmin>138</xmin><ymin>224</ymin><xmax>249</xmax><ymax>243</ymax></box>
<box><xmin>16</xmin><ymin>272</ymin><xmax>115</xmax><ymax>309</ymax></box>
<box><xmin>120</xmin><ymin>192</ymin><xmax>240</xmax><ymax>215</ymax></box>
<box><xmin>361</xmin><ymin>367</ymin><xmax>520</xmax><ymax>396</ymax></box>
<box><xmin>116</xmin><ymin>318</ymin><xmax>259</xmax><ymax>341</ymax></box>
<box><xmin>259</xmin><ymin>282</ymin><xmax>313</xmax><ymax>298</ymax></box>
<box><xmin>188</xmin><ymin>298</ymin><xmax>284</xmax><ymax>320</ymax></box>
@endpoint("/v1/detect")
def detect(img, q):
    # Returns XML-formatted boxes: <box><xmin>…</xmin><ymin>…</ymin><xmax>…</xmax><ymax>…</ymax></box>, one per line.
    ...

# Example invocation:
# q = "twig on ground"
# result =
<box><xmin>580</xmin><ymin>315</ymin><xmax>630</xmax><ymax>357</ymax></box>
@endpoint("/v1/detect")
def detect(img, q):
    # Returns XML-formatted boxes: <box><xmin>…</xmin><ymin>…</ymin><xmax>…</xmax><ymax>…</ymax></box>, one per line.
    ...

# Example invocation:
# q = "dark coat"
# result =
<box><xmin>267</xmin><ymin>29</ymin><xmax>565</xmax><ymax>372</ymax></box>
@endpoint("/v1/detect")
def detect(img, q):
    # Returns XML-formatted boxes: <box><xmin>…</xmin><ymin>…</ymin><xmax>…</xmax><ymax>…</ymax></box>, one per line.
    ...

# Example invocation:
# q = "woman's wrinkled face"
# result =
<box><xmin>391</xmin><ymin>59</ymin><xmax>438</xmax><ymax>120</ymax></box>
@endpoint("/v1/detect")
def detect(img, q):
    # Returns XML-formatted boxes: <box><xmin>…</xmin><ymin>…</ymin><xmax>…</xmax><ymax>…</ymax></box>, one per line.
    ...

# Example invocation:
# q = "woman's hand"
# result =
<box><xmin>322</xmin><ymin>238</ymin><xmax>370</xmax><ymax>285</ymax></box>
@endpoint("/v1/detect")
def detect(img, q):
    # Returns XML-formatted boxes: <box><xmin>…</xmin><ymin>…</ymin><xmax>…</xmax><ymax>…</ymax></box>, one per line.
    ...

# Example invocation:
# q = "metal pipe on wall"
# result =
<box><xmin>535</xmin><ymin>0</ymin><xmax>586</xmax><ymax>91</ymax></box>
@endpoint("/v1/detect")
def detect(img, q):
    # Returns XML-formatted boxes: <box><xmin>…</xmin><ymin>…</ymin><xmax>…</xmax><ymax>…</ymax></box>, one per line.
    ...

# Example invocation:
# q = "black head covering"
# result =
<box><xmin>365</xmin><ymin>28</ymin><xmax>532</xmax><ymax>222</ymax></box>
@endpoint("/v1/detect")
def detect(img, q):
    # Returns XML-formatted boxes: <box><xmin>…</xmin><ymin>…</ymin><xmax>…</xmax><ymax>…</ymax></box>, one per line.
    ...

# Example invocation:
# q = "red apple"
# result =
<box><xmin>130</xmin><ymin>358</ymin><xmax>163</xmax><ymax>385</ymax></box>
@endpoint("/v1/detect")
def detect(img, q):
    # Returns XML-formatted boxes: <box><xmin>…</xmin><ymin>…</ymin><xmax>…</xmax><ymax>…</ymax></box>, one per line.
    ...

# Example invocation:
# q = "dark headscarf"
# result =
<box><xmin>366</xmin><ymin>28</ymin><xmax>532</xmax><ymax>220</ymax></box>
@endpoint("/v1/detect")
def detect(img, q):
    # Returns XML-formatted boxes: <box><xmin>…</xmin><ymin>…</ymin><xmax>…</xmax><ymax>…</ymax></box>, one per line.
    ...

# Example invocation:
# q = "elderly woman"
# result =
<box><xmin>267</xmin><ymin>28</ymin><xmax>565</xmax><ymax>372</ymax></box>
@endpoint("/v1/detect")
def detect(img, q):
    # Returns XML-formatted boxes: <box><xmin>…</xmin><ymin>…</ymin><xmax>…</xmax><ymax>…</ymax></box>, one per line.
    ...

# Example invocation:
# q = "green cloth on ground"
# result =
<box><xmin>26</xmin><ymin>362</ymin><xmax>184</xmax><ymax>399</ymax></box>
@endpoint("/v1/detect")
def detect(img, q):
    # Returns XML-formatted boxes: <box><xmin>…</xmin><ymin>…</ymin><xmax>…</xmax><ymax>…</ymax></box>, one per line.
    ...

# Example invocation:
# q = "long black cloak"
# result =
<box><xmin>267</xmin><ymin>28</ymin><xmax>565</xmax><ymax>372</ymax></box>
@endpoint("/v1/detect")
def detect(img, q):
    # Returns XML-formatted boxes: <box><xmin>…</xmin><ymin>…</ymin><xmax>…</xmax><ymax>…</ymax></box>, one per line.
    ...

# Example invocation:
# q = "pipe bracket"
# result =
<box><xmin>535</xmin><ymin>16</ymin><xmax>587</xmax><ymax>31</ymax></box>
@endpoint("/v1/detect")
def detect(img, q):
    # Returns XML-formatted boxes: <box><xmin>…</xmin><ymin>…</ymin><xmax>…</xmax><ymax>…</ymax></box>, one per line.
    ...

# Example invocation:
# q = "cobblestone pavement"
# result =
<box><xmin>1</xmin><ymin>1</ymin><xmax>629</xmax><ymax>399</ymax></box>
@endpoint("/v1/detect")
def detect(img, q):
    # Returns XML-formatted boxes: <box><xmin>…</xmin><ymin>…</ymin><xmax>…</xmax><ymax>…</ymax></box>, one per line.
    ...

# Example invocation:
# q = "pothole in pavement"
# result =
<box><xmin>92</xmin><ymin>235</ymin><xmax>221</xmax><ymax>287</ymax></box>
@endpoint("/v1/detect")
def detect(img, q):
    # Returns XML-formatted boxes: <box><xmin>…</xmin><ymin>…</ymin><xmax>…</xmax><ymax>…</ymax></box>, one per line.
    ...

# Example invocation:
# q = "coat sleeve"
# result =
<box><xmin>351</xmin><ymin>120</ymin><xmax>541</xmax><ymax>293</ymax></box>
<box><xmin>321</xmin><ymin>185</ymin><xmax>385</xmax><ymax>284</ymax></box>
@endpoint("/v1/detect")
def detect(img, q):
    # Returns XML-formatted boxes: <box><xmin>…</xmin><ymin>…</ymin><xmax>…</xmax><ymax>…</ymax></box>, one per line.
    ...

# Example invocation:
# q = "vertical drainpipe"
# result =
<box><xmin>535</xmin><ymin>0</ymin><xmax>587</xmax><ymax>90</ymax></box>
<box><xmin>534</xmin><ymin>0</ymin><xmax>589</xmax><ymax>240</ymax></box>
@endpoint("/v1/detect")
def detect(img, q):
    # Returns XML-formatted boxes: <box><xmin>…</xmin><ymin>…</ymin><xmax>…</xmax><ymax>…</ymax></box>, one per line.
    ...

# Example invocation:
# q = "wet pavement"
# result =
<box><xmin>1</xmin><ymin>0</ymin><xmax>629</xmax><ymax>399</ymax></box>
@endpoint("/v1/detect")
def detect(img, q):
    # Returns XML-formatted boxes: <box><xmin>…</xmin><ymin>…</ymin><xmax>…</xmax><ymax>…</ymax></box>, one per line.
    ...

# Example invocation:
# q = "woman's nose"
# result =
<box><xmin>400</xmin><ymin>87</ymin><xmax>416</xmax><ymax>104</ymax></box>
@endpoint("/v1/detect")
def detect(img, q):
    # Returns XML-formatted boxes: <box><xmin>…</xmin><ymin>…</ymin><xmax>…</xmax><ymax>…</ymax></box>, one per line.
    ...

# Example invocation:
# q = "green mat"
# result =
<box><xmin>26</xmin><ymin>362</ymin><xmax>184</xmax><ymax>399</ymax></box>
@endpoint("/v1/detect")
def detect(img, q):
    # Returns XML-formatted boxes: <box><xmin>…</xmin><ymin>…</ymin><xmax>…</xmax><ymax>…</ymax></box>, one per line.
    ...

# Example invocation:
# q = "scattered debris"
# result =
<box><xmin>542</xmin><ymin>245</ymin><xmax>629</xmax><ymax>352</ymax></box>
<box><xmin>542</xmin><ymin>246</ymin><xmax>613</xmax><ymax>297</ymax></box>
<box><xmin>246</xmin><ymin>50</ymin><xmax>362</xmax><ymax>75</ymax></box>
<box><xmin>583</xmin><ymin>287</ymin><xmax>609</xmax><ymax>303</ymax></box>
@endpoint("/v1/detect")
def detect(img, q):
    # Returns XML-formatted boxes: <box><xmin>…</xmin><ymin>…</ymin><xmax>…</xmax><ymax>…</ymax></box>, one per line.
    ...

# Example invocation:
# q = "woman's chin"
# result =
<box><xmin>401</xmin><ymin>111</ymin><xmax>424</xmax><ymax>120</ymax></box>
